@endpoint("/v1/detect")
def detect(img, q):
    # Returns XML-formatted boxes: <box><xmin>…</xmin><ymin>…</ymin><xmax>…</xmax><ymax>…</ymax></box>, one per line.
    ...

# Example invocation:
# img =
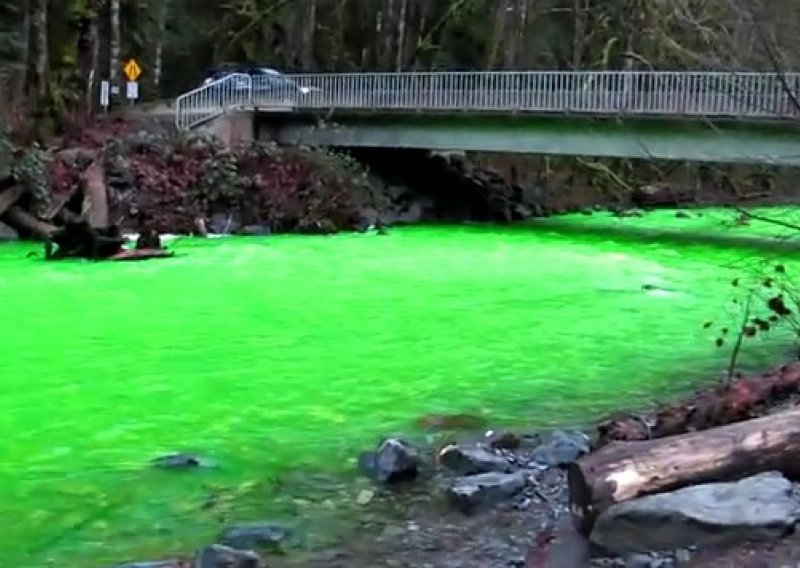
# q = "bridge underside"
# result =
<box><xmin>255</xmin><ymin>112</ymin><xmax>800</xmax><ymax>166</ymax></box>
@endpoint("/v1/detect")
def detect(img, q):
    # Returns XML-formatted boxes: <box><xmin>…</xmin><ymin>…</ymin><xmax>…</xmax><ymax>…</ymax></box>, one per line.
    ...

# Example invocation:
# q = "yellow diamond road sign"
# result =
<box><xmin>123</xmin><ymin>59</ymin><xmax>142</xmax><ymax>82</ymax></box>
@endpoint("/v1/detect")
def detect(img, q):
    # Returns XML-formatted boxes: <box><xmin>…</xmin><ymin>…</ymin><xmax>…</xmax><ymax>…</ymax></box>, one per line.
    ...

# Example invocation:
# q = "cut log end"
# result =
<box><xmin>567</xmin><ymin>463</ymin><xmax>594</xmax><ymax>534</ymax></box>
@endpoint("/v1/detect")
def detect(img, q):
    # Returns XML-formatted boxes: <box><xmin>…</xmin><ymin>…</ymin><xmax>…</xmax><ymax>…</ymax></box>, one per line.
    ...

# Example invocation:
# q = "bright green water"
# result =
<box><xmin>1</xmin><ymin>208</ymin><xmax>798</xmax><ymax>566</ymax></box>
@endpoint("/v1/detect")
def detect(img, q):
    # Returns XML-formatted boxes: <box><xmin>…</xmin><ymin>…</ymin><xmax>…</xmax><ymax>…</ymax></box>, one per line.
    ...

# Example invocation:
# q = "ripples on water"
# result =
<box><xmin>0</xmin><ymin>209</ymin><xmax>797</xmax><ymax>565</ymax></box>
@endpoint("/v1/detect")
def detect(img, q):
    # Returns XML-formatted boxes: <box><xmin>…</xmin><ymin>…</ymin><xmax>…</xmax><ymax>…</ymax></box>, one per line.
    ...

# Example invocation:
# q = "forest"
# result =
<box><xmin>1</xmin><ymin>0</ymin><xmax>800</xmax><ymax>127</ymax></box>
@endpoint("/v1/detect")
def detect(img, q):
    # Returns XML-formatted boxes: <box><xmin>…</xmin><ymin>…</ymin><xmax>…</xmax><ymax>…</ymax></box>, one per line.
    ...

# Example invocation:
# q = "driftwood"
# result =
<box><xmin>41</xmin><ymin>186</ymin><xmax>79</xmax><ymax>221</ymax></box>
<box><xmin>44</xmin><ymin>220</ymin><xmax>124</xmax><ymax>260</ymax></box>
<box><xmin>595</xmin><ymin>363</ymin><xmax>800</xmax><ymax>447</ymax></box>
<box><xmin>568</xmin><ymin>405</ymin><xmax>800</xmax><ymax>535</ymax></box>
<box><xmin>3</xmin><ymin>206</ymin><xmax>57</xmax><ymax>238</ymax></box>
<box><xmin>81</xmin><ymin>161</ymin><xmax>109</xmax><ymax>228</ymax></box>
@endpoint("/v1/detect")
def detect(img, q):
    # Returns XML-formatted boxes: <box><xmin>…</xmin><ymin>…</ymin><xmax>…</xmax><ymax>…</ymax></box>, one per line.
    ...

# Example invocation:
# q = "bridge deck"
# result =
<box><xmin>175</xmin><ymin>70</ymin><xmax>800</xmax><ymax>130</ymax></box>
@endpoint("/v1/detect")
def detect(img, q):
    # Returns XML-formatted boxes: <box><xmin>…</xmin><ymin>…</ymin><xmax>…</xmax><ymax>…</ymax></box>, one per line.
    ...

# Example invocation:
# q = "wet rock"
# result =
<box><xmin>358</xmin><ymin>438</ymin><xmax>420</xmax><ymax>483</ymax></box>
<box><xmin>438</xmin><ymin>443</ymin><xmax>513</xmax><ymax>475</ymax></box>
<box><xmin>484</xmin><ymin>430</ymin><xmax>522</xmax><ymax>450</ymax></box>
<box><xmin>528</xmin><ymin>519</ymin><xmax>591</xmax><ymax>568</ymax></box>
<box><xmin>590</xmin><ymin>471</ymin><xmax>800</xmax><ymax>555</ymax></box>
<box><xmin>0</xmin><ymin>221</ymin><xmax>18</xmax><ymax>240</ymax></box>
<box><xmin>614</xmin><ymin>208</ymin><xmax>644</xmax><ymax>218</ymax></box>
<box><xmin>530</xmin><ymin>430</ymin><xmax>589</xmax><ymax>468</ymax></box>
<box><xmin>208</xmin><ymin>213</ymin><xmax>241</xmax><ymax>234</ymax></box>
<box><xmin>194</xmin><ymin>544</ymin><xmax>262</xmax><ymax>567</ymax></box>
<box><xmin>236</xmin><ymin>224</ymin><xmax>271</xmax><ymax>236</ymax></box>
<box><xmin>415</xmin><ymin>413</ymin><xmax>488</xmax><ymax>431</ymax></box>
<box><xmin>115</xmin><ymin>561</ymin><xmax>181</xmax><ymax>568</ymax></box>
<box><xmin>218</xmin><ymin>522</ymin><xmax>290</xmax><ymax>552</ymax></box>
<box><xmin>357</xmin><ymin>207</ymin><xmax>381</xmax><ymax>231</ymax></box>
<box><xmin>151</xmin><ymin>452</ymin><xmax>216</xmax><ymax>470</ymax></box>
<box><xmin>446</xmin><ymin>471</ymin><xmax>527</xmax><ymax>513</ymax></box>
<box><xmin>356</xmin><ymin>489</ymin><xmax>375</xmax><ymax>505</ymax></box>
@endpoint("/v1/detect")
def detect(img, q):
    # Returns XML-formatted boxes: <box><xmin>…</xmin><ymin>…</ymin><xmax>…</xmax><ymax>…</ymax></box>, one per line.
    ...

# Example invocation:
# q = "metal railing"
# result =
<box><xmin>175</xmin><ymin>73</ymin><xmax>253</xmax><ymax>129</ymax></box>
<box><xmin>175</xmin><ymin>70</ymin><xmax>800</xmax><ymax>130</ymax></box>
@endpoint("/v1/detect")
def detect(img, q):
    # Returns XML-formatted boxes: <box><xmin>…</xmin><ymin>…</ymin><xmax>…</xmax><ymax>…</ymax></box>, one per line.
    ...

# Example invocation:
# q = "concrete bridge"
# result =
<box><xmin>174</xmin><ymin>71</ymin><xmax>800</xmax><ymax>165</ymax></box>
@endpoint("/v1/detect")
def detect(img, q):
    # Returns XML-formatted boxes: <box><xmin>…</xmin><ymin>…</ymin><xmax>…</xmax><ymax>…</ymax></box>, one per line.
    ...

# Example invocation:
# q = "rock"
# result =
<box><xmin>590</xmin><ymin>471</ymin><xmax>800</xmax><ymax>555</ymax></box>
<box><xmin>356</xmin><ymin>489</ymin><xmax>375</xmax><ymax>505</ymax></box>
<box><xmin>530</xmin><ymin>430</ymin><xmax>589</xmax><ymax>467</ymax></box>
<box><xmin>357</xmin><ymin>207</ymin><xmax>380</xmax><ymax>230</ymax></box>
<box><xmin>115</xmin><ymin>562</ymin><xmax>180</xmax><ymax>568</ymax></box>
<box><xmin>675</xmin><ymin>211</ymin><xmax>691</xmax><ymax>219</ymax></box>
<box><xmin>207</xmin><ymin>213</ymin><xmax>240</xmax><ymax>234</ymax></box>
<box><xmin>446</xmin><ymin>471</ymin><xmax>527</xmax><ymax>513</ymax></box>
<box><xmin>485</xmin><ymin>430</ymin><xmax>522</xmax><ymax>450</ymax></box>
<box><xmin>438</xmin><ymin>443</ymin><xmax>513</xmax><ymax>475</ymax></box>
<box><xmin>358</xmin><ymin>438</ymin><xmax>420</xmax><ymax>483</ymax></box>
<box><xmin>527</xmin><ymin>519</ymin><xmax>591</xmax><ymax>568</ymax></box>
<box><xmin>218</xmin><ymin>522</ymin><xmax>290</xmax><ymax>552</ymax></box>
<box><xmin>0</xmin><ymin>221</ymin><xmax>18</xmax><ymax>240</ymax></box>
<box><xmin>614</xmin><ymin>208</ymin><xmax>644</xmax><ymax>218</ymax></box>
<box><xmin>415</xmin><ymin>413</ymin><xmax>488</xmax><ymax>431</ymax></box>
<box><xmin>236</xmin><ymin>224</ymin><xmax>271</xmax><ymax>236</ymax></box>
<box><xmin>194</xmin><ymin>544</ymin><xmax>262</xmax><ymax>568</ymax></box>
<box><xmin>151</xmin><ymin>452</ymin><xmax>217</xmax><ymax>470</ymax></box>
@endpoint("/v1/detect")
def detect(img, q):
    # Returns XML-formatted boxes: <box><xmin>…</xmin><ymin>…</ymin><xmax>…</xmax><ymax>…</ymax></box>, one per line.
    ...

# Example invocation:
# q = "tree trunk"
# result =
<box><xmin>2</xmin><ymin>205</ymin><xmax>56</xmax><ymax>237</ymax></box>
<box><xmin>568</xmin><ymin>406</ymin><xmax>800</xmax><ymax>535</ymax></box>
<box><xmin>571</xmin><ymin>0</ymin><xmax>586</xmax><ymax>68</ymax></box>
<box><xmin>30</xmin><ymin>0</ymin><xmax>48</xmax><ymax>102</ymax></box>
<box><xmin>76</xmin><ymin>3</ymin><xmax>101</xmax><ymax>114</ymax></box>
<box><xmin>394</xmin><ymin>0</ymin><xmax>408</xmax><ymax>71</ymax></box>
<box><xmin>487</xmin><ymin>0</ymin><xmax>512</xmax><ymax>69</ymax></box>
<box><xmin>109</xmin><ymin>0</ymin><xmax>120</xmax><ymax>90</ymax></box>
<box><xmin>300</xmin><ymin>0</ymin><xmax>316</xmax><ymax>70</ymax></box>
<box><xmin>153</xmin><ymin>0</ymin><xmax>169</xmax><ymax>93</ymax></box>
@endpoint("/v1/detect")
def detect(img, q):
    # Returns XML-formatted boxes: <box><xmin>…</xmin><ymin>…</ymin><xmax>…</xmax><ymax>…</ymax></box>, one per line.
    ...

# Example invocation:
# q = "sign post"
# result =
<box><xmin>122</xmin><ymin>58</ymin><xmax>142</xmax><ymax>104</ymax></box>
<box><xmin>99</xmin><ymin>80</ymin><xmax>110</xmax><ymax>111</ymax></box>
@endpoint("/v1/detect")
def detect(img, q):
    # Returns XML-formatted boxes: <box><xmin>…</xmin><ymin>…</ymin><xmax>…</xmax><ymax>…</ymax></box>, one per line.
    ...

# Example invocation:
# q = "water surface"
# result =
<box><xmin>0</xmin><ymin>208</ymin><xmax>797</xmax><ymax>565</ymax></box>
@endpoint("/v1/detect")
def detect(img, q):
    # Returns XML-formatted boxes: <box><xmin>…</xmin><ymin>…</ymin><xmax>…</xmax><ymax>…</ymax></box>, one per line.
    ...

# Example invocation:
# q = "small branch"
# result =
<box><xmin>727</xmin><ymin>290</ymin><xmax>753</xmax><ymax>383</ymax></box>
<box><xmin>733</xmin><ymin>206</ymin><xmax>800</xmax><ymax>232</ymax></box>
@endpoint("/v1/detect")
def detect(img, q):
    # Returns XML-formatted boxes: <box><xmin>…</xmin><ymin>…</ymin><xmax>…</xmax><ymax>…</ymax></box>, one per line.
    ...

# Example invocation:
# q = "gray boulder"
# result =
<box><xmin>194</xmin><ymin>544</ymin><xmax>262</xmax><ymax>567</ymax></box>
<box><xmin>446</xmin><ymin>471</ymin><xmax>527</xmax><ymax>513</ymax></box>
<box><xmin>530</xmin><ymin>430</ymin><xmax>589</xmax><ymax>467</ymax></box>
<box><xmin>590</xmin><ymin>471</ymin><xmax>800</xmax><ymax>555</ymax></box>
<box><xmin>358</xmin><ymin>438</ymin><xmax>420</xmax><ymax>483</ymax></box>
<box><xmin>218</xmin><ymin>522</ymin><xmax>289</xmax><ymax>552</ymax></box>
<box><xmin>438</xmin><ymin>443</ymin><xmax>513</xmax><ymax>475</ymax></box>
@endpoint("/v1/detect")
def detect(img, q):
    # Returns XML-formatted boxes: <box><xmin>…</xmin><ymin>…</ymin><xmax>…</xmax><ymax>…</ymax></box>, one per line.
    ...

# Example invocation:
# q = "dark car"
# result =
<box><xmin>202</xmin><ymin>64</ymin><xmax>317</xmax><ymax>96</ymax></box>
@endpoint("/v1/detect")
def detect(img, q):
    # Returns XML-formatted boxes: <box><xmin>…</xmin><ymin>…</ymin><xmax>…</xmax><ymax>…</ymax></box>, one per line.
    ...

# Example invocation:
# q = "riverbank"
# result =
<box><xmin>116</xmin><ymin>361</ymin><xmax>800</xmax><ymax>568</ymax></box>
<box><xmin>4</xmin><ymin>117</ymin><xmax>798</xmax><ymax>244</ymax></box>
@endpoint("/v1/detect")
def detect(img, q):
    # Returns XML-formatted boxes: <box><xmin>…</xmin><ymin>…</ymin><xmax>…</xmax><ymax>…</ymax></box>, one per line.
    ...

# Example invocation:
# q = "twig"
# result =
<box><xmin>727</xmin><ymin>290</ymin><xmax>754</xmax><ymax>383</ymax></box>
<box><xmin>733</xmin><ymin>206</ymin><xmax>800</xmax><ymax>232</ymax></box>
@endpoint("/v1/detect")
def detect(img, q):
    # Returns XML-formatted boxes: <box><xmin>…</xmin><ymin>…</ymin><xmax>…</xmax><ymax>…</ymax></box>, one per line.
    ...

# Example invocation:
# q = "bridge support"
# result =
<box><xmin>256</xmin><ymin>113</ymin><xmax>800</xmax><ymax>166</ymax></box>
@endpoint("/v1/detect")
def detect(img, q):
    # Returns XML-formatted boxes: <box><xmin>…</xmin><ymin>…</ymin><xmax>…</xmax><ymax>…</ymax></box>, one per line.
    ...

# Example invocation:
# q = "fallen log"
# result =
<box><xmin>568</xmin><ymin>405</ymin><xmax>800</xmax><ymax>535</ymax></box>
<box><xmin>108</xmin><ymin>248</ymin><xmax>174</xmax><ymax>261</ymax></box>
<box><xmin>595</xmin><ymin>362</ymin><xmax>800</xmax><ymax>447</ymax></box>
<box><xmin>2</xmin><ymin>206</ymin><xmax>57</xmax><ymax>238</ymax></box>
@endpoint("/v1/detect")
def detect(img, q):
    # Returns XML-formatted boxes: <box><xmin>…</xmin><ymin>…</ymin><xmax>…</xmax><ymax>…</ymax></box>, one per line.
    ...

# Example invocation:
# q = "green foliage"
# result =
<box><xmin>10</xmin><ymin>143</ymin><xmax>52</xmax><ymax>215</ymax></box>
<box><xmin>196</xmin><ymin>149</ymin><xmax>246</xmax><ymax>205</ymax></box>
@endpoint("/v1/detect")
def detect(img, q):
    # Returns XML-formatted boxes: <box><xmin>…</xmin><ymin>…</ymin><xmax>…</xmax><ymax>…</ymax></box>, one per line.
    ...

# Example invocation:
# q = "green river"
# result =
<box><xmin>0</xmin><ymin>208</ymin><xmax>798</xmax><ymax>566</ymax></box>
